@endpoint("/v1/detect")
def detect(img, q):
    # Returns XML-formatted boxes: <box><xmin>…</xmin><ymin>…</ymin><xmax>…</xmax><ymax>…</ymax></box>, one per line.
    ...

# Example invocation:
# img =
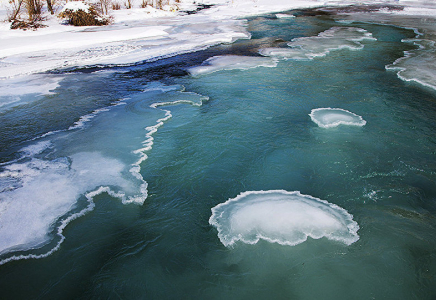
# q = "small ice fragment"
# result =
<box><xmin>309</xmin><ymin>108</ymin><xmax>366</xmax><ymax>128</ymax></box>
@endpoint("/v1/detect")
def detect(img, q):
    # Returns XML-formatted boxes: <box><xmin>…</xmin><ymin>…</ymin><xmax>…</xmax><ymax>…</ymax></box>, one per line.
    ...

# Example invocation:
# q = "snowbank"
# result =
<box><xmin>0</xmin><ymin>0</ymin><xmax>435</xmax><ymax>79</ymax></box>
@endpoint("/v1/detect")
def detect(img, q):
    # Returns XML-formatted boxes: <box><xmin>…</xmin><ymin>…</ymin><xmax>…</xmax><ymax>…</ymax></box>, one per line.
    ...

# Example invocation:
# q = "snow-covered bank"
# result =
<box><xmin>0</xmin><ymin>0</ymin><xmax>434</xmax><ymax>80</ymax></box>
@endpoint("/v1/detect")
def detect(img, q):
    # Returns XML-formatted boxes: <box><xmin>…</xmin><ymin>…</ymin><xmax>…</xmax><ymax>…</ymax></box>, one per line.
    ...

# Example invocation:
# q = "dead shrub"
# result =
<box><xmin>140</xmin><ymin>0</ymin><xmax>149</xmax><ymax>8</ymax></box>
<box><xmin>58</xmin><ymin>4</ymin><xmax>111</xmax><ymax>26</ymax></box>
<box><xmin>10</xmin><ymin>17</ymin><xmax>47</xmax><ymax>30</ymax></box>
<box><xmin>8</xmin><ymin>0</ymin><xmax>48</xmax><ymax>29</ymax></box>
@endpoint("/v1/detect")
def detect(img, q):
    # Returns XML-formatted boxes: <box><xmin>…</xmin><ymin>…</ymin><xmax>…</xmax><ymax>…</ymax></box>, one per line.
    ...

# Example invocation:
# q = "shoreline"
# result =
<box><xmin>0</xmin><ymin>1</ymin><xmax>435</xmax><ymax>82</ymax></box>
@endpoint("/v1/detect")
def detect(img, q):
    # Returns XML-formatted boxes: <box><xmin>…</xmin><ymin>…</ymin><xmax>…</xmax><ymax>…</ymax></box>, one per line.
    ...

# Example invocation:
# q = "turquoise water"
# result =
<box><xmin>1</xmin><ymin>13</ymin><xmax>436</xmax><ymax>299</ymax></box>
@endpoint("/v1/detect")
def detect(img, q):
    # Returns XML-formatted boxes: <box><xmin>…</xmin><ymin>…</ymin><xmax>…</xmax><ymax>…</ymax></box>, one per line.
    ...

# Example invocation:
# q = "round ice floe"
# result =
<box><xmin>209</xmin><ymin>190</ymin><xmax>359</xmax><ymax>247</ymax></box>
<box><xmin>309</xmin><ymin>108</ymin><xmax>366</xmax><ymax>128</ymax></box>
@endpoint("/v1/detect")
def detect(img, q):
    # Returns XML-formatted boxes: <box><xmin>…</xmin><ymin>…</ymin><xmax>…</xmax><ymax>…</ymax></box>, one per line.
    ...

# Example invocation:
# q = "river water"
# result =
<box><xmin>1</xmin><ymin>10</ymin><xmax>436</xmax><ymax>299</ymax></box>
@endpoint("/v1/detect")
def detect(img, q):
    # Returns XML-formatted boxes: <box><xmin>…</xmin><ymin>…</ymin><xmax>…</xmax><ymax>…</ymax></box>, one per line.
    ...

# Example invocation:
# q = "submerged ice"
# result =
<box><xmin>188</xmin><ymin>55</ymin><xmax>277</xmax><ymax>77</ymax></box>
<box><xmin>209</xmin><ymin>190</ymin><xmax>360</xmax><ymax>247</ymax></box>
<box><xmin>309</xmin><ymin>108</ymin><xmax>366</xmax><ymax>128</ymax></box>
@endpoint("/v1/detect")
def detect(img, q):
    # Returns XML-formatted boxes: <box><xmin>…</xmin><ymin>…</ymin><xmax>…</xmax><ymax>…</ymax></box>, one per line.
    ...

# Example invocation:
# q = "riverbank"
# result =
<box><xmin>0</xmin><ymin>0</ymin><xmax>435</xmax><ymax>81</ymax></box>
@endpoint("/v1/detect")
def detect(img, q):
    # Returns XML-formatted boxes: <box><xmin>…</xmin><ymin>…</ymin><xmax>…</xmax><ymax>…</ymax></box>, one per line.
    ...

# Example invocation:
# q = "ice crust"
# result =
<box><xmin>209</xmin><ymin>190</ymin><xmax>360</xmax><ymax>247</ymax></box>
<box><xmin>309</xmin><ymin>108</ymin><xmax>366</xmax><ymax>128</ymax></box>
<box><xmin>260</xmin><ymin>27</ymin><xmax>376</xmax><ymax>60</ymax></box>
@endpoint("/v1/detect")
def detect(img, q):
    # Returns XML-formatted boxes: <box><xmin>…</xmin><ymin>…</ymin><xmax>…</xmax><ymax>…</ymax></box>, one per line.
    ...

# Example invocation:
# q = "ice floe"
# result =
<box><xmin>309</xmin><ymin>108</ymin><xmax>366</xmax><ymax>128</ymax></box>
<box><xmin>209</xmin><ymin>190</ymin><xmax>360</xmax><ymax>247</ymax></box>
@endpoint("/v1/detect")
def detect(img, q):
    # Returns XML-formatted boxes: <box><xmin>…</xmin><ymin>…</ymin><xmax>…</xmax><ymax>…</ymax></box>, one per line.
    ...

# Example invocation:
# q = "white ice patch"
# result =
<box><xmin>209</xmin><ymin>190</ymin><xmax>359</xmax><ymax>247</ymax></box>
<box><xmin>0</xmin><ymin>152</ymin><xmax>141</xmax><ymax>258</ymax></box>
<box><xmin>309</xmin><ymin>108</ymin><xmax>366</xmax><ymax>128</ymax></box>
<box><xmin>259</xmin><ymin>47</ymin><xmax>309</xmax><ymax>60</ymax></box>
<box><xmin>260</xmin><ymin>27</ymin><xmax>376</xmax><ymax>60</ymax></box>
<box><xmin>0</xmin><ymin>74</ymin><xmax>62</xmax><ymax>109</ymax></box>
<box><xmin>188</xmin><ymin>55</ymin><xmax>277</xmax><ymax>77</ymax></box>
<box><xmin>386</xmin><ymin>39</ymin><xmax>436</xmax><ymax>91</ymax></box>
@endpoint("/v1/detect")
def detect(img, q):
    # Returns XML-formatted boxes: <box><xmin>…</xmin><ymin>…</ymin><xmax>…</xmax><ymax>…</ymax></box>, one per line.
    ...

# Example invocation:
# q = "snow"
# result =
<box><xmin>61</xmin><ymin>1</ymin><xmax>90</xmax><ymax>13</ymax></box>
<box><xmin>0</xmin><ymin>0</ymin><xmax>435</xmax><ymax>80</ymax></box>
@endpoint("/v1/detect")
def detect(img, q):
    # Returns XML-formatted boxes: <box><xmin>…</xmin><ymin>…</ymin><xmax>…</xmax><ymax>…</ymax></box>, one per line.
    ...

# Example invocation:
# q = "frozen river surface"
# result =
<box><xmin>1</xmin><ymin>9</ymin><xmax>436</xmax><ymax>299</ymax></box>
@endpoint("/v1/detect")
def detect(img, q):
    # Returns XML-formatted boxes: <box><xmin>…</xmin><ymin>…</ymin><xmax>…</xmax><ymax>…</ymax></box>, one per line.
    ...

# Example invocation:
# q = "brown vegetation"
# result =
<box><xmin>58</xmin><ymin>5</ymin><xmax>112</xmax><ymax>26</ymax></box>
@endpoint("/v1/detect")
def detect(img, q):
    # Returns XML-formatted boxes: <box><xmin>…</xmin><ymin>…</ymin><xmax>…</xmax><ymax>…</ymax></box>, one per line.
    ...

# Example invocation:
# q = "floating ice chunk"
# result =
<box><xmin>260</xmin><ymin>27</ymin><xmax>376</xmax><ymax>60</ymax></box>
<box><xmin>289</xmin><ymin>27</ymin><xmax>377</xmax><ymax>58</ymax></box>
<box><xmin>276</xmin><ymin>13</ymin><xmax>295</xmax><ymax>19</ymax></box>
<box><xmin>309</xmin><ymin>108</ymin><xmax>366</xmax><ymax>128</ymax></box>
<box><xmin>188</xmin><ymin>55</ymin><xmax>277</xmax><ymax>77</ymax></box>
<box><xmin>209</xmin><ymin>190</ymin><xmax>359</xmax><ymax>247</ymax></box>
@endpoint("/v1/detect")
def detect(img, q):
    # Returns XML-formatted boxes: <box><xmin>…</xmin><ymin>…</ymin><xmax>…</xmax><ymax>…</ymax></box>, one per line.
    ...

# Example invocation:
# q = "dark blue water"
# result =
<box><xmin>0</xmin><ymin>12</ymin><xmax>436</xmax><ymax>299</ymax></box>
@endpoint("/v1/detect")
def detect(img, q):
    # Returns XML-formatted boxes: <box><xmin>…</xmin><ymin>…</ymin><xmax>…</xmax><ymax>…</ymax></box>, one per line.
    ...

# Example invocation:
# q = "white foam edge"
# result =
<box><xmin>130</xmin><ymin>89</ymin><xmax>209</xmax><ymax>195</ymax></box>
<box><xmin>309</xmin><ymin>107</ymin><xmax>366</xmax><ymax>128</ymax></box>
<box><xmin>209</xmin><ymin>190</ymin><xmax>360</xmax><ymax>247</ymax></box>
<box><xmin>68</xmin><ymin>101</ymin><xmax>127</xmax><ymax>131</ymax></box>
